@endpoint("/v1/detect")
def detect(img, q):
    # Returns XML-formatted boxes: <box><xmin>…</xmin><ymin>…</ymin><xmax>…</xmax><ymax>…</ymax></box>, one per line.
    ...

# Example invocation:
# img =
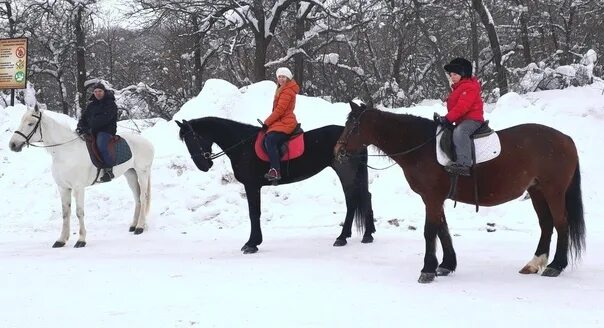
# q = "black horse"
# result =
<box><xmin>176</xmin><ymin>117</ymin><xmax>375</xmax><ymax>254</ymax></box>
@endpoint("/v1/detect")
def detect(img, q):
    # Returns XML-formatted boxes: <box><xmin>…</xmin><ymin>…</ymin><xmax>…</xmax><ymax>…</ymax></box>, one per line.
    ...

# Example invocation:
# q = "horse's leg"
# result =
<box><xmin>53</xmin><ymin>187</ymin><xmax>72</xmax><ymax>248</ymax></box>
<box><xmin>124</xmin><ymin>169</ymin><xmax>145</xmax><ymax>234</ymax></box>
<box><xmin>519</xmin><ymin>188</ymin><xmax>552</xmax><ymax>274</ymax></box>
<box><xmin>334</xmin><ymin>185</ymin><xmax>354</xmax><ymax>246</ymax></box>
<box><xmin>125</xmin><ymin>170</ymin><xmax>141</xmax><ymax>232</ymax></box>
<box><xmin>73</xmin><ymin>188</ymin><xmax>87</xmax><ymax>248</ymax></box>
<box><xmin>362</xmin><ymin>192</ymin><xmax>376</xmax><ymax>243</ymax></box>
<box><xmin>436</xmin><ymin>213</ymin><xmax>457</xmax><ymax>276</ymax></box>
<box><xmin>332</xmin><ymin>159</ymin><xmax>374</xmax><ymax>246</ymax></box>
<box><xmin>418</xmin><ymin>200</ymin><xmax>444</xmax><ymax>283</ymax></box>
<box><xmin>136</xmin><ymin>169</ymin><xmax>152</xmax><ymax>235</ymax></box>
<box><xmin>241</xmin><ymin>184</ymin><xmax>262</xmax><ymax>254</ymax></box>
<box><xmin>542</xmin><ymin>192</ymin><xmax>569</xmax><ymax>277</ymax></box>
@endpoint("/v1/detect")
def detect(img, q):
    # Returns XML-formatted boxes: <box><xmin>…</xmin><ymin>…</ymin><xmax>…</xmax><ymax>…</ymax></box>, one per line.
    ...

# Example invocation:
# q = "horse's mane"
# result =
<box><xmin>350</xmin><ymin>107</ymin><xmax>436</xmax><ymax>135</ymax></box>
<box><xmin>37</xmin><ymin>109</ymin><xmax>77</xmax><ymax>130</ymax></box>
<box><xmin>183</xmin><ymin>116</ymin><xmax>258</xmax><ymax>140</ymax></box>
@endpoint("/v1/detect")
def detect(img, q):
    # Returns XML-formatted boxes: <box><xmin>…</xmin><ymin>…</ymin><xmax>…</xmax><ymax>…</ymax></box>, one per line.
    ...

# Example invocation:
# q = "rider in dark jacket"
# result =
<box><xmin>76</xmin><ymin>82</ymin><xmax>118</xmax><ymax>182</ymax></box>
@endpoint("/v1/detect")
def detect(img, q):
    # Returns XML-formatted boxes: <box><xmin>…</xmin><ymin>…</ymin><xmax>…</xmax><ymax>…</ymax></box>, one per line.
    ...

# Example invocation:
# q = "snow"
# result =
<box><xmin>1</xmin><ymin>79</ymin><xmax>604</xmax><ymax>327</ymax></box>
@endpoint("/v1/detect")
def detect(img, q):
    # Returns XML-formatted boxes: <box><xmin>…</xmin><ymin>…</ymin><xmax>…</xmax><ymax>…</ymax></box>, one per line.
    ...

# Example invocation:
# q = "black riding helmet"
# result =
<box><xmin>444</xmin><ymin>57</ymin><xmax>473</xmax><ymax>78</ymax></box>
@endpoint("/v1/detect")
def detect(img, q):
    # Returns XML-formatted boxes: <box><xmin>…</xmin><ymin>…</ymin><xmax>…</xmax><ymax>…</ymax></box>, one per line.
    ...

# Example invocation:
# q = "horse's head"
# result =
<box><xmin>335</xmin><ymin>100</ymin><xmax>367</xmax><ymax>161</ymax></box>
<box><xmin>9</xmin><ymin>104</ymin><xmax>43</xmax><ymax>152</ymax></box>
<box><xmin>176</xmin><ymin>119</ymin><xmax>214</xmax><ymax>172</ymax></box>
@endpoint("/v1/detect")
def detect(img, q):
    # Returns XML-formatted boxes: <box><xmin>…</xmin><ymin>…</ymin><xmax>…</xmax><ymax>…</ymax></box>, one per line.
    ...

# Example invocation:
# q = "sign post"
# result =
<box><xmin>0</xmin><ymin>37</ymin><xmax>28</xmax><ymax>106</ymax></box>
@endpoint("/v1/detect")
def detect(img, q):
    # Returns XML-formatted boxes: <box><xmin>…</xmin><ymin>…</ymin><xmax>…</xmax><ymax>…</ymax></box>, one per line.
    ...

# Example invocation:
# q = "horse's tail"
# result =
<box><xmin>566</xmin><ymin>161</ymin><xmax>585</xmax><ymax>262</ymax></box>
<box><xmin>353</xmin><ymin>148</ymin><xmax>374</xmax><ymax>235</ymax></box>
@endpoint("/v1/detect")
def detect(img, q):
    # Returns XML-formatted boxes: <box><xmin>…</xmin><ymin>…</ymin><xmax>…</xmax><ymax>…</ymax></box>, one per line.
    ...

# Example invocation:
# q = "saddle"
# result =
<box><xmin>254</xmin><ymin>124</ymin><xmax>305</xmax><ymax>162</ymax></box>
<box><xmin>84</xmin><ymin>134</ymin><xmax>133</xmax><ymax>169</ymax></box>
<box><xmin>434</xmin><ymin>120</ymin><xmax>501</xmax><ymax>212</ymax></box>
<box><xmin>436</xmin><ymin>121</ymin><xmax>501</xmax><ymax>167</ymax></box>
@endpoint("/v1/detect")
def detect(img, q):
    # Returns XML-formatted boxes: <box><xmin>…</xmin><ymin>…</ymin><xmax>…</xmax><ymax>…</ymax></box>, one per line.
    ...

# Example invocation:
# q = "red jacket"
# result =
<box><xmin>264</xmin><ymin>80</ymin><xmax>299</xmax><ymax>134</ymax></box>
<box><xmin>445</xmin><ymin>77</ymin><xmax>484</xmax><ymax>124</ymax></box>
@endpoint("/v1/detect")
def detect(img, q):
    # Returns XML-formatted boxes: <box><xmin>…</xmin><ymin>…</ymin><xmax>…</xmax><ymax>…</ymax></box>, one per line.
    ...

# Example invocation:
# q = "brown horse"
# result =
<box><xmin>335</xmin><ymin>101</ymin><xmax>585</xmax><ymax>283</ymax></box>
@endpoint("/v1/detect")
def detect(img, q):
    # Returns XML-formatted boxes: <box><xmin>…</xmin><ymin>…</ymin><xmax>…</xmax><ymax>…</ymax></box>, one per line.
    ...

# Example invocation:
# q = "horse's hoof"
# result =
<box><xmin>542</xmin><ymin>267</ymin><xmax>561</xmax><ymax>277</ymax></box>
<box><xmin>361</xmin><ymin>235</ymin><xmax>374</xmax><ymax>244</ymax></box>
<box><xmin>333</xmin><ymin>239</ymin><xmax>347</xmax><ymax>247</ymax></box>
<box><xmin>418</xmin><ymin>272</ymin><xmax>436</xmax><ymax>284</ymax></box>
<box><xmin>241</xmin><ymin>245</ymin><xmax>258</xmax><ymax>254</ymax></box>
<box><xmin>74</xmin><ymin>241</ymin><xmax>86</xmax><ymax>248</ymax></box>
<box><xmin>134</xmin><ymin>227</ymin><xmax>144</xmax><ymax>235</ymax></box>
<box><xmin>436</xmin><ymin>267</ymin><xmax>453</xmax><ymax>276</ymax></box>
<box><xmin>52</xmin><ymin>241</ymin><xmax>65</xmax><ymax>248</ymax></box>
<box><xmin>519</xmin><ymin>265</ymin><xmax>538</xmax><ymax>274</ymax></box>
<box><xmin>129</xmin><ymin>226</ymin><xmax>136</xmax><ymax>232</ymax></box>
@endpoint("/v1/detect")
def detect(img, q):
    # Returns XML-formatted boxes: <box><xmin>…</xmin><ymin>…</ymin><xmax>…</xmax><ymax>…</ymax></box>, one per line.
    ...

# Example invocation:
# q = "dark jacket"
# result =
<box><xmin>77</xmin><ymin>90</ymin><xmax>118</xmax><ymax>135</ymax></box>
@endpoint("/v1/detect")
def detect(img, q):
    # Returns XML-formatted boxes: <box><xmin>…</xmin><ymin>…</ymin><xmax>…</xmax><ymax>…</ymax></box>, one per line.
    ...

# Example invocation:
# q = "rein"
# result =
<box><xmin>338</xmin><ymin>109</ymin><xmax>444</xmax><ymax>169</ymax></box>
<box><xmin>183</xmin><ymin>125</ymin><xmax>256</xmax><ymax>160</ymax></box>
<box><xmin>14</xmin><ymin>112</ymin><xmax>80</xmax><ymax>148</ymax></box>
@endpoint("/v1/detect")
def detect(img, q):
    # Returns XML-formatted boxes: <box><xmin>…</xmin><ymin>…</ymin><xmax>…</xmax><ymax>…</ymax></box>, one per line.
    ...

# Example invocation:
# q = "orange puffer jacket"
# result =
<box><xmin>264</xmin><ymin>80</ymin><xmax>300</xmax><ymax>134</ymax></box>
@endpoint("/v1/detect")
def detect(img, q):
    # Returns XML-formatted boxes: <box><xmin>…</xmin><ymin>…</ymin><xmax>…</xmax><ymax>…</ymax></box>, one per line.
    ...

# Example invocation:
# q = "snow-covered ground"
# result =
<box><xmin>1</xmin><ymin>79</ymin><xmax>603</xmax><ymax>327</ymax></box>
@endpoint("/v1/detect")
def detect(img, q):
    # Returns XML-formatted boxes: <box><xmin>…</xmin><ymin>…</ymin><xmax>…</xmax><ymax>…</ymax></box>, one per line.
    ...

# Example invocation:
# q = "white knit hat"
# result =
<box><xmin>275</xmin><ymin>67</ymin><xmax>293</xmax><ymax>80</ymax></box>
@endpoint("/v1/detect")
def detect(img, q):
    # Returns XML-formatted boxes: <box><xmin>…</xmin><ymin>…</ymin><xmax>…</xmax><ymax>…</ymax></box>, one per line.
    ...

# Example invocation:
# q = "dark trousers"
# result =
<box><xmin>264</xmin><ymin>131</ymin><xmax>289</xmax><ymax>171</ymax></box>
<box><xmin>96</xmin><ymin>132</ymin><xmax>113</xmax><ymax>166</ymax></box>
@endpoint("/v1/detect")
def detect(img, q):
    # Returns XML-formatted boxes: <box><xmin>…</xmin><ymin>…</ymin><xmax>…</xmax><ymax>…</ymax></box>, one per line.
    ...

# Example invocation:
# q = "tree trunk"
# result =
<box><xmin>294</xmin><ymin>4</ymin><xmax>305</xmax><ymax>88</ymax></box>
<box><xmin>56</xmin><ymin>72</ymin><xmax>69</xmax><ymax>115</ymax></box>
<box><xmin>4</xmin><ymin>2</ymin><xmax>16</xmax><ymax>37</ymax></box>
<box><xmin>74</xmin><ymin>6</ymin><xmax>87</xmax><ymax>111</ymax></box>
<box><xmin>412</xmin><ymin>0</ymin><xmax>449</xmax><ymax>90</ymax></box>
<box><xmin>472</xmin><ymin>0</ymin><xmax>508</xmax><ymax>95</ymax></box>
<box><xmin>562</xmin><ymin>5</ymin><xmax>575</xmax><ymax>65</ymax></box>
<box><xmin>470</xmin><ymin>9</ymin><xmax>479</xmax><ymax>72</ymax></box>
<box><xmin>191</xmin><ymin>14</ymin><xmax>203</xmax><ymax>93</ymax></box>
<box><xmin>514</xmin><ymin>0</ymin><xmax>532</xmax><ymax>64</ymax></box>
<box><xmin>392</xmin><ymin>38</ymin><xmax>404</xmax><ymax>85</ymax></box>
<box><xmin>253</xmin><ymin>34</ymin><xmax>269</xmax><ymax>82</ymax></box>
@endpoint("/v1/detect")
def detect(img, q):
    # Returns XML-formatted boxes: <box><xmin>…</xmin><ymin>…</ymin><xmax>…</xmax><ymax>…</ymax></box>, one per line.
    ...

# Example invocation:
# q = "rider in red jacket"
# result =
<box><xmin>262</xmin><ymin>67</ymin><xmax>300</xmax><ymax>183</ymax></box>
<box><xmin>439</xmin><ymin>57</ymin><xmax>485</xmax><ymax>176</ymax></box>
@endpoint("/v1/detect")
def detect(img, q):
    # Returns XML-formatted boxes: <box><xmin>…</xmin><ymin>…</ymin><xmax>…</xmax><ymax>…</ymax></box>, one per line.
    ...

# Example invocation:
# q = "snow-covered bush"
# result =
<box><xmin>512</xmin><ymin>49</ymin><xmax>597</xmax><ymax>93</ymax></box>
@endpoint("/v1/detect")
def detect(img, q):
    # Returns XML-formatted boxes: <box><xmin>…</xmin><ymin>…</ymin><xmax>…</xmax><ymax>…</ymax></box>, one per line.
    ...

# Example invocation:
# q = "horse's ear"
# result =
<box><xmin>175</xmin><ymin>120</ymin><xmax>183</xmax><ymax>127</ymax></box>
<box><xmin>349</xmin><ymin>99</ymin><xmax>365</xmax><ymax>112</ymax></box>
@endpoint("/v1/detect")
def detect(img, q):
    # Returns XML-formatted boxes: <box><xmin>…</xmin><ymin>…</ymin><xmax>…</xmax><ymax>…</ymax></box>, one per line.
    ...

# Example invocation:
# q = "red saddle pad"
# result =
<box><xmin>254</xmin><ymin>131</ymin><xmax>304</xmax><ymax>162</ymax></box>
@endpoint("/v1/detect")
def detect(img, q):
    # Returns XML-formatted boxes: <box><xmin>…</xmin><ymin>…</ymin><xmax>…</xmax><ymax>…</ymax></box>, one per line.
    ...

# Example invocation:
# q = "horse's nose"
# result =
<box><xmin>9</xmin><ymin>141</ymin><xmax>22</xmax><ymax>152</ymax></box>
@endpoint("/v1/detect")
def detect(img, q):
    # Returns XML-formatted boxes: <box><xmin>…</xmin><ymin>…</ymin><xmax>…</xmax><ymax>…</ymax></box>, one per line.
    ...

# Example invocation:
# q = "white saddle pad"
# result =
<box><xmin>436</xmin><ymin>126</ymin><xmax>501</xmax><ymax>166</ymax></box>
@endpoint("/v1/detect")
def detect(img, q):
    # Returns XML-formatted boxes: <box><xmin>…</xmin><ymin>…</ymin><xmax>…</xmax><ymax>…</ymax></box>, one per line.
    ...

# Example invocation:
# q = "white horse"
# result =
<box><xmin>8</xmin><ymin>105</ymin><xmax>154</xmax><ymax>248</ymax></box>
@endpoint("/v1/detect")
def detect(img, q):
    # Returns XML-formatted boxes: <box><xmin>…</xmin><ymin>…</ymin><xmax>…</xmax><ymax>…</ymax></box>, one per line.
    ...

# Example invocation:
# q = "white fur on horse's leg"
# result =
<box><xmin>57</xmin><ymin>187</ymin><xmax>72</xmax><ymax>245</ymax></box>
<box><xmin>74</xmin><ymin>188</ymin><xmax>86</xmax><ymax>244</ymax></box>
<box><xmin>136</xmin><ymin>170</ymin><xmax>151</xmax><ymax>230</ymax></box>
<box><xmin>124</xmin><ymin>169</ymin><xmax>142</xmax><ymax>230</ymax></box>
<box><xmin>519</xmin><ymin>254</ymin><xmax>548</xmax><ymax>274</ymax></box>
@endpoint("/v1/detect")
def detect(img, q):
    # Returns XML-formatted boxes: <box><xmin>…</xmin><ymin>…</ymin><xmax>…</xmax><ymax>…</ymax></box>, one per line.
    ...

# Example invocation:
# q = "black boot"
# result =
<box><xmin>444</xmin><ymin>163</ymin><xmax>471</xmax><ymax>176</ymax></box>
<box><xmin>100</xmin><ymin>167</ymin><xmax>114</xmax><ymax>182</ymax></box>
<box><xmin>264</xmin><ymin>168</ymin><xmax>281</xmax><ymax>185</ymax></box>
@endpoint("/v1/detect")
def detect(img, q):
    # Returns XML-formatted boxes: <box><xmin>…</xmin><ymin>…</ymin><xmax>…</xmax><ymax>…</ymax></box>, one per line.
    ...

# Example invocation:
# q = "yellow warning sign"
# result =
<box><xmin>0</xmin><ymin>38</ymin><xmax>28</xmax><ymax>89</ymax></box>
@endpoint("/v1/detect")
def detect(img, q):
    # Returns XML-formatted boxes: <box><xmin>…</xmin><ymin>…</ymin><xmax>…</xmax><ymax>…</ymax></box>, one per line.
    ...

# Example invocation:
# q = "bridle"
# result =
<box><xmin>181</xmin><ymin>122</ymin><xmax>255</xmax><ymax>161</ymax></box>
<box><xmin>14</xmin><ymin>112</ymin><xmax>43</xmax><ymax>146</ymax></box>
<box><xmin>336</xmin><ymin>109</ymin><xmax>367</xmax><ymax>155</ymax></box>
<box><xmin>14</xmin><ymin>111</ymin><xmax>79</xmax><ymax>148</ymax></box>
<box><xmin>337</xmin><ymin>108</ymin><xmax>444</xmax><ymax>165</ymax></box>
